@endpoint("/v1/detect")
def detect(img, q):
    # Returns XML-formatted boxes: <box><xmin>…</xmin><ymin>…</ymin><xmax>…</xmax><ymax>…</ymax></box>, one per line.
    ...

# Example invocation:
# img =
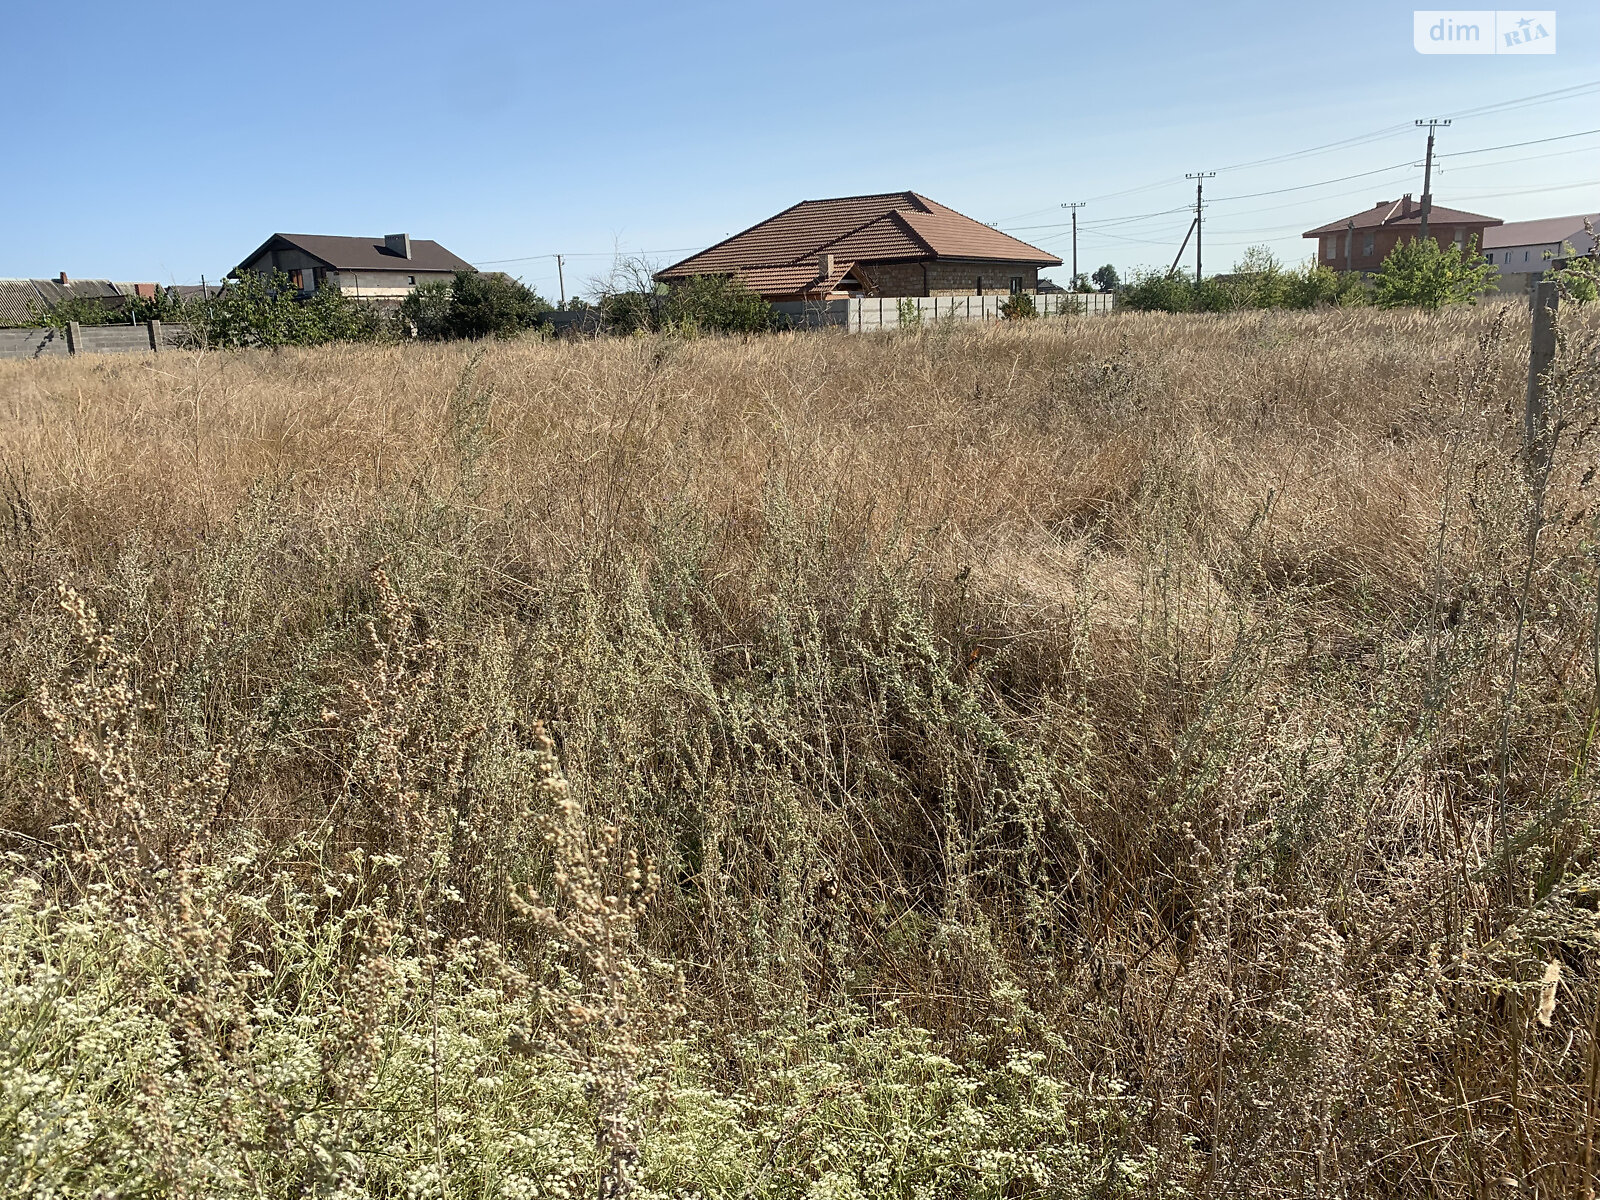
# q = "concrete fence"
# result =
<box><xmin>0</xmin><ymin>320</ymin><xmax>194</xmax><ymax>360</ymax></box>
<box><xmin>773</xmin><ymin>291</ymin><xmax>1114</xmax><ymax>331</ymax></box>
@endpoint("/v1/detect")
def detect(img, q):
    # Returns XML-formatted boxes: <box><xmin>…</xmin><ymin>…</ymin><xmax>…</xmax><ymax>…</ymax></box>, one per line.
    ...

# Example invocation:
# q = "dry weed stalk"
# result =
<box><xmin>0</xmin><ymin>308</ymin><xmax>1598</xmax><ymax>1196</ymax></box>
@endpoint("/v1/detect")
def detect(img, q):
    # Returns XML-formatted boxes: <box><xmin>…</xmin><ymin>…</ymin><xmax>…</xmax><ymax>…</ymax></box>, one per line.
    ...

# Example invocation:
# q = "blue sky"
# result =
<box><xmin>5</xmin><ymin>1</ymin><xmax>1596</xmax><ymax>298</ymax></box>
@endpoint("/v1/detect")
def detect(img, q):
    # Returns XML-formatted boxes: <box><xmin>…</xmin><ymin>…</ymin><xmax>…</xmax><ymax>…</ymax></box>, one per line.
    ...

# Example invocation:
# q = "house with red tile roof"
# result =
<box><xmin>655</xmin><ymin>192</ymin><xmax>1062</xmax><ymax>301</ymax></box>
<box><xmin>1302</xmin><ymin>194</ymin><xmax>1500</xmax><ymax>275</ymax></box>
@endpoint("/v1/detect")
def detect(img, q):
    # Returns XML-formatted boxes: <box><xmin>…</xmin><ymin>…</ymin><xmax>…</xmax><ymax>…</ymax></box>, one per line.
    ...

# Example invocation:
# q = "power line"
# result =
<box><xmin>476</xmin><ymin>246</ymin><xmax>700</xmax><ymax>265</ymax></box>
<box><xmin>1439</xmin><ymin>80</ymin><xmax>1600</xmax><ymax>121</ymax></box>
<box><xmin>1444</xmin><ymin>179</ymin><xmax>1600</xmax><ymax>200</ymax></box>
<box><xmin>1443</xmin><ymin>126</ymin><xmax>1600</xmax><ymax>158</ymax></box>
<box><xmin>1004</xmin><ymin>205</ymin><xmax>1190</xmax><ymax>233</ymax></box>
<box><xmin>1016</xmin><ymin>79</ymin><xmax>1600</xmax><ymax>222</ymax></box>
<box><xmin>1208</xmin><ymin>160</ymin><xmax>1419</xmax><ymax>203</ymax></box>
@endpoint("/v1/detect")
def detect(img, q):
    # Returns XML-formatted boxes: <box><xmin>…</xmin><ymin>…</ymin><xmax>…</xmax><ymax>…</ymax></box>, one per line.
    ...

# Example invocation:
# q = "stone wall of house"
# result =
<box><xmin>857</xmin><ymin>260</ymin><xmax>1042</xmax><ymax>297</ymax></box>
<box><xmin>857</xmin><ymin>262</ymin><xmax>925</xmax><ymax>296</ymax></box>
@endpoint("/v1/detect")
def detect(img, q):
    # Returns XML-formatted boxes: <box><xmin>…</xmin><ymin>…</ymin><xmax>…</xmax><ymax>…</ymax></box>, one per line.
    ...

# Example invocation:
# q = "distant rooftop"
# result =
<box><xmin>1483</xmin><ymin>213</ymin><xmax>1599</xmax><ymax>249</ymax></box>
<box><xmin>1303</xmin><ymin>195</ymin><xmax>1501</xmax><ymax>237</ymax></box>
<box><xmin>234</xmin><ymin>233</ymin><xmax>474</xmax><ymax>275</ymax></box>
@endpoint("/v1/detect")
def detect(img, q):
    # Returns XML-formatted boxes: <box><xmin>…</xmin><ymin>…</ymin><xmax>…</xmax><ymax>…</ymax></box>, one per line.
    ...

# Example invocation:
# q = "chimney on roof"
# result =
<box><xmin>384</xmin><ymin>233</ymin><xmax>412</xmax><ymax>260</ymax></box>
<box><xmin>58</xmin><ymin>271</ymin><xmax>68</xmax><ymax>285</ymax></box>
<box><xmin>818</xmin><ymin>252</ymin><xmax>834</xmax><ymax>279</ymax></box>
<box><xmin>1401</xmin><ymin>194</ymin><xmax>1413</xmax><ymax>217</ymax></box>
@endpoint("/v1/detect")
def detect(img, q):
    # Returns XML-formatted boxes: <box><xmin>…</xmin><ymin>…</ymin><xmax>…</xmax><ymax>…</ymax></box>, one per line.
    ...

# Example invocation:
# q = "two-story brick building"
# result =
<box><xmin>1302</xmin><ymin>195</ymin><xmax>1501</xmax><ymax>275</ymax></box>
<box><xmin>654</xmin><ymin>192</ymin><xmax>1061</xmax><ymax>301</ymax></box>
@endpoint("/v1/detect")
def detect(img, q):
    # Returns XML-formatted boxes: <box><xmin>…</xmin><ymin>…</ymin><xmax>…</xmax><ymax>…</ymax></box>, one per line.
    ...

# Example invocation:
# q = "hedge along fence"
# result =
<box><xmin>0</xmin><ymin>319</ymin><xmax>195</xmax><ymax>360</ymax></box>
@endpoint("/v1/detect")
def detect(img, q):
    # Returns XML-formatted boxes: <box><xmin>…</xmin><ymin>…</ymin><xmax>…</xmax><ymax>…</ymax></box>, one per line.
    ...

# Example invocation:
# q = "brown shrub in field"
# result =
<box><xmin>1</xmin><ymin>305</ymin><xmax>1599</xmax><ymax>1196</ymax></box>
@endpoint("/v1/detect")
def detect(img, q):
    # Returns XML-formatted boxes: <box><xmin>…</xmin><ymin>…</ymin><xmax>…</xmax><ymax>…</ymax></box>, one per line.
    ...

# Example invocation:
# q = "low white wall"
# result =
<box><xmin>774</xmin><ymin>292</ymin><xmax>1114</xmax><ymax>331</ymax></box>
<box><xmin>327</xmin><ymin>270</ymin><xmax>456</xmax><ymax>300</ymax></box>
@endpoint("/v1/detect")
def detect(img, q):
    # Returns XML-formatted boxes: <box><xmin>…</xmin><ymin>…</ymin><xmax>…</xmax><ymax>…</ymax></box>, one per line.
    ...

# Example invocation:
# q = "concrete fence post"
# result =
<box><xmin>65</xmin><ymin>321</ymin><xmax>81</xmax><ymax>355</ymax></box>
<box><xmin>147</xmin><ymin>319</ymin><xmax>162</xmax><ymax>354</ymax></box>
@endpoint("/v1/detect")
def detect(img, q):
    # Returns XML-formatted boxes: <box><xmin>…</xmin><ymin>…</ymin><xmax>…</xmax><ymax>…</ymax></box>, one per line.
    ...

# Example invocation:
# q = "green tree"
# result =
<box><xmin>661</xmin><ymin>274</ymin><xmax>776</xmax><ymax>334</ymax></box>
<box><xmin>445</xmin><ymin>271</ymin><xmax>550</xmax><ymax>339</ymax></box>
<box><xmin>1091</xmin><ymin>264</ymin><xmax>1120</xmax><ymax>292</ymax></box>
<box><xmin>1372</xmin><ymin>235</ymin><xmax>1495</xmax><ymax>309</ymax></box>
<box><xmin>396</xmin><ymin>280</ymin><xmax>455</xmax><ymax>339</ymax></box>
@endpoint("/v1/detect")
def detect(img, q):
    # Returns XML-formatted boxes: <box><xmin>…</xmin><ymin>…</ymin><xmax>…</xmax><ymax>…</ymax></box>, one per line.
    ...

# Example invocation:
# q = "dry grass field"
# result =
<box><xmin>2</xmin><ymin>306</ymin><xmax>1599</xmax><ymax>1197</ymax></box>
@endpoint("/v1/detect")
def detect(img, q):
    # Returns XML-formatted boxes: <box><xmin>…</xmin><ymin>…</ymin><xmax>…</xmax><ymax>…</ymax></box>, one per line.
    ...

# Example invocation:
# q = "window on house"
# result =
<box><xmin>976</xmin><ymin>276</ymin><xmax>984</xmax><ymax>295</ymax></box>
<box><xmin>1486</xmin><ymin>252</ymin><xmax>1494</xmax><ymax>263</ymax></box>
<box><xmin>1363</xmin><ymin>234</ymin><xmax>1374</xmax><ymax>256</ymax></box>
<box><xmin>287</xmin><ymin>269</ymin><xmax>304</xmax><ymax>290</ymax></box>
<box><xmin>1524</xmin><ymin>250</ymin><xmax>1531</xmax><ymax>262</ymax></box>
<box><xmin>1009</xmin><ymin>277</ymin><xmax>1023</xmax><ymax>295</ymax></box>
<box><xmin>407</xmin><ymin>275</ymin><xmax>416</xmax><ymax>286</ymax></box>
<box><xmin>1326</xmin><ymin>238</ymin><xmax>1336</xmax><ymax>260</ymax></box>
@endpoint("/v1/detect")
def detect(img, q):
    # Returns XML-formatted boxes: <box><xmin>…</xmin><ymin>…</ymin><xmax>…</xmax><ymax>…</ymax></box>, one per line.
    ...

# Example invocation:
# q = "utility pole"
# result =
<box><xmin>1415</xmin><ymin>118</ymin><xmax>1450</xmax><ymax>244</ymax></box>
<box><xmin>555</xmin><ymin>254</ymin><xmax>566</xmax><ymax>306</ymax></box>
<box><xmin>1345</xmin><ymin>218</ymin><xmax>1355</xmax><ymax>274</ymax></box>
<box><xmin>1185</xmin><ymin>172</ymin><xmax>1215</xmax><ymax>281</ymax></box>
<box><xmin>1061</xmin><ymin>202</ymin><xmax>1086</xmax><ymax>285</ymax></box>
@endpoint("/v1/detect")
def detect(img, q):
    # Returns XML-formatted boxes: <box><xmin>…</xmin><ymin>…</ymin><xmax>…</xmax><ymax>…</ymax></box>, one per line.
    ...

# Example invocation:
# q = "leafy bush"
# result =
<box><xmin>440</xmin><ymin>270</ymin><xmax>550</xmax><ymax>339</ymax></box>
<box><xmin>27</xmin><ymin>293</ymin><xmax>130</xmax><ymax>329</ymax></box>
<box><xmin>1552</xmin><ymin>237</ymin><xmax>1599</xmax><ymax>303</ymax></box>
<box><xmin>190</xmin><ymin>270</ymin><xmax>384</xmax><ymax>348</ymax></box>
<box><xmin>1000</xmin><ymin>292</ymin><xmax>1038</xmax><ymax>320</ymax></box>
<box><xmin>1373</xmin><ymin>234</ymin><xmax>1495</xmax><ymax>309</ymax></box>
<box><xmin>1284</xmin><ymin>261</ymin><xmax>1368</xmax><ymax>307</ymax></box>
<box><xmin>396</xmin><ymin>279</ymin><xmax>455</xmax><ymax>339</ymax></box>
<box><xmin>662</xmin><ymin>274</ymin><xmax>777</xmax><ymax>334</ymax></box>
<box><xmin>1121</xmin><ymin>251</ymin><xmax>1367</xmax><ymax>314</ymax></box>
<box><xmin>1221</xmin><ymin>246</ymin><xmax>1367</xmax><ymax>310</ymax></box>
<box><xmin>593</xmin><ymin>264</ymin><xmax>776</xmax><ymax>337</ymax></box>
<box><xmin>1118</xmin><ymin>270</ymin><xmax>1200</xmax><ymax>312</ymax></box>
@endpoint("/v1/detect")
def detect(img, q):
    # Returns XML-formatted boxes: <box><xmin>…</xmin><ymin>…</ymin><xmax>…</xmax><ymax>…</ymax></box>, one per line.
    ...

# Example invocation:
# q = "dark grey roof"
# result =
<box><xmin>236</xmin><ymin>233</ymin><xmax>474</xmax><ymax>275</ymax></box>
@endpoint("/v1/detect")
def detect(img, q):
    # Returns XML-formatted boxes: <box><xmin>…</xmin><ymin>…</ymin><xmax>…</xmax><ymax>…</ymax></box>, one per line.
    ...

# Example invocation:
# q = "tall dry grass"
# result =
<box><xmin>2</xmin><ymin>305</ymin><xmax>1599</xmax><ymax>1197</ymax></box>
